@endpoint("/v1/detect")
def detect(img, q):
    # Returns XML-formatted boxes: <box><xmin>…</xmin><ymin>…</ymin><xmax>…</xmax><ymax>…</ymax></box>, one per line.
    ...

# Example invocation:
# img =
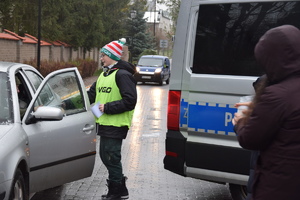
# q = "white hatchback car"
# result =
<box><xmin>0</xmin><ymin>62</ymin><xmax>96</xmax><ymax>200</ymax></box>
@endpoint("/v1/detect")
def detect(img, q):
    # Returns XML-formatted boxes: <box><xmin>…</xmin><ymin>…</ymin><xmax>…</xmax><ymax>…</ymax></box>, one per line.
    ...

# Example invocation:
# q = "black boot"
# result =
<box><xmin>120</xmin><ymin>176</ymin><xmax>129</xmax><ymax>199</ymax></box>
<box><xmin>102</xmin><ymin>180</ymin><xmax>122</xmax><ymax>200</ymax></box>
<box><xmin>102</xmin><ymin>177</ymin><xmax>129</xmax><ymax>199</ymax></box>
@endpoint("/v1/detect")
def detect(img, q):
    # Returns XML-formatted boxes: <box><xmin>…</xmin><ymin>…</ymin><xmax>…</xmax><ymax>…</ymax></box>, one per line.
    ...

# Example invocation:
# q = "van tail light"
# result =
<box><xmin>167</xmin><ymin>90</ymin><xmax>181</xmax><ymax>131</ymax></box>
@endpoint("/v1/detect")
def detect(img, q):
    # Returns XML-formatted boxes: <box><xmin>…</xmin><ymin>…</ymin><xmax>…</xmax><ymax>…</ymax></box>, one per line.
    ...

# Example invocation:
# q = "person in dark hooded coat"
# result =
<box><xmin>88</xmin><ymin>38</ymin><xmax>137</xmax><ymax>200</ymax></box>
<box><xmin>233</xmin><ymin>25</ymin><xmax>300</xmax><ymax>200</ymax></box>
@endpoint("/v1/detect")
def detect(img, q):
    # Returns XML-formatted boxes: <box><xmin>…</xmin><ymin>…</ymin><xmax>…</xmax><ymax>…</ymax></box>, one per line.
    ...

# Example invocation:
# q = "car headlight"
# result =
<box><xmin>136</xmin><ymin>67</ymin><xmax>140</xmax><ymax>72</ymax></box>
<box><xmin>155</xmin><ymin>68</ymin><xmax>162</xmax><ymax>73</ymax></box>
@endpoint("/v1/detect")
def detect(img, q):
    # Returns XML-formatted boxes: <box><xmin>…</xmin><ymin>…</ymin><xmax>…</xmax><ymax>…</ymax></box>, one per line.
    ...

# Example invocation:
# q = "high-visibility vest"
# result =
<box><xmin>95</xmin><ymin>70</ymin><xmax>134</xmax><ymax>128</ymax></box>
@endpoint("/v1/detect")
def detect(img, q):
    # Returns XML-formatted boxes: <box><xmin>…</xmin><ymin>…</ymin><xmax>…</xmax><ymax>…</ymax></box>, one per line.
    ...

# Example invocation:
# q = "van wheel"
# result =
<box><xmin>9</xmin><ymin>169</ymin><xmax>28</xmax><ymax>200</ymax></box>
<box><xmin>229</xmin><ymin>184</ymin><xmax>247</xmax><ymax>200</ymax></box>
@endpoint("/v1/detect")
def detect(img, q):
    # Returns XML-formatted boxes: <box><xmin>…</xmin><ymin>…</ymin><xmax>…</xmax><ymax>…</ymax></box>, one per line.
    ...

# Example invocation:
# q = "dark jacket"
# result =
<box><xmin>88</xmin><ymin>60</ymin><xmax>137</xmax><ymax>139</ymax></box>
<box><xmin>234</xmin><ymin>75</ymin><xmax>266</xmax><ymax>200</ymax></box>
<box><xmin>235</xmin><ymin>25</ymin><xmax>300</xmax><ymax>200</ymax></box>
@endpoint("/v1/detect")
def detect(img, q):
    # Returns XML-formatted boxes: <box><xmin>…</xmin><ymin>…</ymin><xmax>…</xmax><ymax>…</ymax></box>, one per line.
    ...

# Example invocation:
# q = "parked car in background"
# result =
<box><xmin>0</xmin><ymin>62</ymin><xmax>96</xmax><ymax>200</ymax></box>
<box><xmin>134</xmin><ymin>55</ymin><xmax>171</xmax><ymax>85</ymax></box>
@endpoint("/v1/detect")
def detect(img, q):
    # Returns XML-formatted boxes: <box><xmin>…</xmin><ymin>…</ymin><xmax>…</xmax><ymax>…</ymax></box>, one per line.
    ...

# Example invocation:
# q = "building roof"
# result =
<box><xmin>0</xmin><ymin>32</ymin><xmax>19</xmax><ymax>41</ymax></box>
<box><xmin>0</xmin><ymin>29</ymin><xmax>70</xmax><ymax>47</ymax></box>
<box><xmin>25</xmin><ymin>33</ymin><xmax>52</xmax><ymax>46</ymax></box>
<box><xmin>56</xmin><ymin>40</ymin><xmax>71</xmax><ymax>47</ymax></box>
<box><xmin>2</xmin><ymin>29</ymin><xmax>35</xmax><ymax>44</ymax></box>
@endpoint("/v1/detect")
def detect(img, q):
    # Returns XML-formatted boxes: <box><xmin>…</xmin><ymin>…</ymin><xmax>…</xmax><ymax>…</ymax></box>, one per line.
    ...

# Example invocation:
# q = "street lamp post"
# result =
<box><xmin>130</xmin><ymin>10</ymin><xmax>136</xmax><ymax>63</ymax></box>
<box><xmin>153</xmin><ymin>0</ymin><xmax>156</xmax><ymax>37</ymax></box>
<box><xmin>37</xmin><ymin>0</ymin><xmax>42</xmax><ymax>70</ymax></box>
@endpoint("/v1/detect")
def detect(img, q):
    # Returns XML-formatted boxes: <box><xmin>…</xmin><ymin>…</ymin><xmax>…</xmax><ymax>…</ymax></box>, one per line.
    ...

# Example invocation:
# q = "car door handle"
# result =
<box><xmin>82</xmin><ymin>124</ymin><xmax>95</xmax><ymax>134</ymax></box>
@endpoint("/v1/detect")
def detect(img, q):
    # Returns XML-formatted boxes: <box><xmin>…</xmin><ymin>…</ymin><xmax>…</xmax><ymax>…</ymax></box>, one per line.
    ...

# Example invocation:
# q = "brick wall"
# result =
<box><xmin>0</xmin><ymin>39</ymin><xmax>18</xmax><ymax>62</ymax></box>
<box><xmin>0</xmin><ymin>38</ymin><xmax>131</xmax><ymax>64</ymax></box>
<box><xmin>20</xmin><ymin>43</ymin><xmax>36</xmax><ymax>62</ymax></box>
<box><xmin>51</xmin><ymin>46</ymin><xmax>61</xmax><ymax>62</ymax></box>
<box><xmin>0</xmin><ymin>38</ymin><xmax>100</xmax><ymax>63</ymax></box>
<box><xmin>41</xmin><ymin>45</ymin><xmax>51</xmax><ymax>61</ymax></box>
<box><xmin>62</xmin><ymin>46</ymin><xmax>71</xmax><ymax>61</ymax></box>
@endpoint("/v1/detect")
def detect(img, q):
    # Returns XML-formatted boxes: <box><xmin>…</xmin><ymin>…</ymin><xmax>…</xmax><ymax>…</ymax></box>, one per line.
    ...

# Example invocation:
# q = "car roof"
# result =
<box><xmin>140</xmin><ymin>55</ymin><xmax>169</xmax><ymax>59</ymax></box>
<box><xmin>0</xmin><ymin>61</ymin><xmax>33</xmax><ymax>73</ymax></box>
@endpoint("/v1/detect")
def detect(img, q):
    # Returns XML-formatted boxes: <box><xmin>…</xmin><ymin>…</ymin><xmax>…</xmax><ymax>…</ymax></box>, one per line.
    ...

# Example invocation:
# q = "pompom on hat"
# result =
<box><xmin>101</xmin><ymin>38</ymin><xmax>126</xmax><ymax>61</ymax></box>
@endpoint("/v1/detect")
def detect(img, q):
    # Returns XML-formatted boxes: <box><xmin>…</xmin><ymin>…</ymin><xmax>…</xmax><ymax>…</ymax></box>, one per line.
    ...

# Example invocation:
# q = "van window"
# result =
<box><xmin>192</xmin><ymin>1</ymin><xmax>300</xmax><ymax>76</ymax></box>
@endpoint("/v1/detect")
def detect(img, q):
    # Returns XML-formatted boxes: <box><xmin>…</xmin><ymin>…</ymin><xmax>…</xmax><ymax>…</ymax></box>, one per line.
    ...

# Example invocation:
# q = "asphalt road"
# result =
<box><xmin>31</xmin><ymin>82</ymin><xmax>233</xmax><ymax>200</ymax></box>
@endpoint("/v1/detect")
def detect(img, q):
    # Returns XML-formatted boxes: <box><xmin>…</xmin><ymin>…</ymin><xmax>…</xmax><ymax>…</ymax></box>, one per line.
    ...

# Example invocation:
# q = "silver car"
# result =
<box><xmin>0</xmin><ymin>62</ymin><xmax>96</xmax><ymax>200</ymax></box>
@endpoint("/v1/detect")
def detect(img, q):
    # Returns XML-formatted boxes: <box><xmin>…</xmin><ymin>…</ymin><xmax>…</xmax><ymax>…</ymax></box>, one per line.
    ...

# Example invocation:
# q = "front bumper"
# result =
<box><xmin>134</xmin><ymin>72</ymin><xmax>162</xmax><ymax>83</ymax></box>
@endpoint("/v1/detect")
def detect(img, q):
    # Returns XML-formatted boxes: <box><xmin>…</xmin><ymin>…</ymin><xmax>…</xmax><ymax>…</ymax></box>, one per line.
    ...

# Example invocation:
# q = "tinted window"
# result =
<box><xmin>0</xmin><ymin>72</ymin><xmax>13</xmax><ymax>124</ymax></box>
<box><xmin>193</xmin><ymin>1</ymin><xmax>300</xmax><ymax>76</ymax></box>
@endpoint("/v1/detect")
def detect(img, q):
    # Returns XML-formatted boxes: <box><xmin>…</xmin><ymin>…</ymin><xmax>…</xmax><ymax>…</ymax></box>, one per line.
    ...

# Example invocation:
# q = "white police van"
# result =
<box><xmin>163</xmin><ymin>0</ymin><xmax>300</xmax><ymax>199</ymax></box>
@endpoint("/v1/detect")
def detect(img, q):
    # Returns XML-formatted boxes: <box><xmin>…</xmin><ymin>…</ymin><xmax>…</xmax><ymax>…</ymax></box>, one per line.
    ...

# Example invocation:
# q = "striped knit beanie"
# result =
<box><xmin>101</xmin><ymin>38</ymin><xmax>126</xmax><ymax>61</ymax></box>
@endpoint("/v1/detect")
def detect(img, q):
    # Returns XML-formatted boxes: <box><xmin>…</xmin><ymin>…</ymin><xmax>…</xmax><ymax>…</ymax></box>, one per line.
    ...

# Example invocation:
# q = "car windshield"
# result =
<box><xmin>138</xmin><ymin>58</ymin><xmax>163</xmax><ymax>67</ymax></box>
<box><xmin>0</xmin><ymin>72</ymin><xmax>13</xmax><ymax>124</ymax></box>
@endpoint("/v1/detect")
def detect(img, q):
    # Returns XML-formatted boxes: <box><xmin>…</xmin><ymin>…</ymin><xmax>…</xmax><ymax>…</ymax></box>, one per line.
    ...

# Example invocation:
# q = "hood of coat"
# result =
<box><xmin>254</xmin><ymin>25</ymin><xmax>300</xmax><ymax>84</ymax></box>
<box><xmin>114</xmin><ymin>60</ymin><xmax>136</xmax><ymax>75</ymax></box>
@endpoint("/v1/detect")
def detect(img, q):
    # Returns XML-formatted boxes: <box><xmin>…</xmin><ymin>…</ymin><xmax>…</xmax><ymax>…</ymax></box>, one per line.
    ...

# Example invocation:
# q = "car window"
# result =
<box><xmin>33</xmin><ymin>71</ymin><xmax>85</xmax><ymax>116</ymax></box>
<box><xmin>193</xmin><ymin>1</ymin><xmax>300</xmax><ymax>76</ymax></box>
<box><xmin>25</xmin><ymin>70</ymin><xmax>43</xmax><ymax>91</ymax></box>
<box><xmin>0</xmin><ymin>72</ymin><xmax>13</xmax><ymax>124</ymax></box>
<box><xmin>138</xmin><ymin>58</ymin><xmax>163</xmax><ymax>67</ymax></box>
<box><xmin>15</xmin><ymin>73</ymin><xmax>31</xmax><ymax>119</ymax></box>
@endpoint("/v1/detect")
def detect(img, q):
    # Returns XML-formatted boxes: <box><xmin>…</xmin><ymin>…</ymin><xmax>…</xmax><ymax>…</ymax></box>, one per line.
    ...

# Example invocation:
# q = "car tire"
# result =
<box><xmin>9</xmin><ymin>169</ymin><xmax>28</xmax><ymax>200</ymax></box>
<box><xmin>229</xmin><ymin>184</ymin><xmax>247</xmax><ymax>200</ymax></box>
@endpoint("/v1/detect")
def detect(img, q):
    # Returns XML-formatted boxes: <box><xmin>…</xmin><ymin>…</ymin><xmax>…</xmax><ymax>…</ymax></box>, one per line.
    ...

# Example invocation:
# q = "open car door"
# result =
<box><xmin>22</xmin><ymin>68</ymin><xmax>96</xmax><ymax>193</ymax></box>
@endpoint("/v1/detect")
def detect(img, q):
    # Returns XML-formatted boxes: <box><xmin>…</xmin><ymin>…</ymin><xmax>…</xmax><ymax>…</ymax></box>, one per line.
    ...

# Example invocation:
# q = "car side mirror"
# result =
<box><xmin>25</xmin><ymin>106</ymin><xmax>64</xmax><ymax>124</ymax></box>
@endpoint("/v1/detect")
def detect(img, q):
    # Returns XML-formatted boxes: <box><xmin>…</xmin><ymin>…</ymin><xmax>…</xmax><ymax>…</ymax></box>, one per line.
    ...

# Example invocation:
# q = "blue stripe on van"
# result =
<box><xmin>181</xmin><ymin>100</ymin><xmax>237</xmax><ymax>135</ymax></box>
<box><xmin>180</xmin><ymin>99</ymin><xmax>188</xmax><ymax>127</ymax></box>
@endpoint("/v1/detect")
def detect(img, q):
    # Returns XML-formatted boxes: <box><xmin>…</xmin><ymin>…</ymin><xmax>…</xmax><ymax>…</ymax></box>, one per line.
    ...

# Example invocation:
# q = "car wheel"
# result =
<box><xmin>9</xmin><ymin>169</ymin><xmax>28</xmax><ymax>200</ymax></box>
<box><xmin>229</xmin><ymin>184</ymin><xmax>247</xmax><ymax>200</ymax></box>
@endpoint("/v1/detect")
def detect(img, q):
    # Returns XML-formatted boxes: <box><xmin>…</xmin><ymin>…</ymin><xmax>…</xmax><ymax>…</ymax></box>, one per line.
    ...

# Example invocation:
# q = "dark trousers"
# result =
<box><xmin>100</xmin><ymin>136</ymin><xmax>123</xmax><ymax>183</ymax></box>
